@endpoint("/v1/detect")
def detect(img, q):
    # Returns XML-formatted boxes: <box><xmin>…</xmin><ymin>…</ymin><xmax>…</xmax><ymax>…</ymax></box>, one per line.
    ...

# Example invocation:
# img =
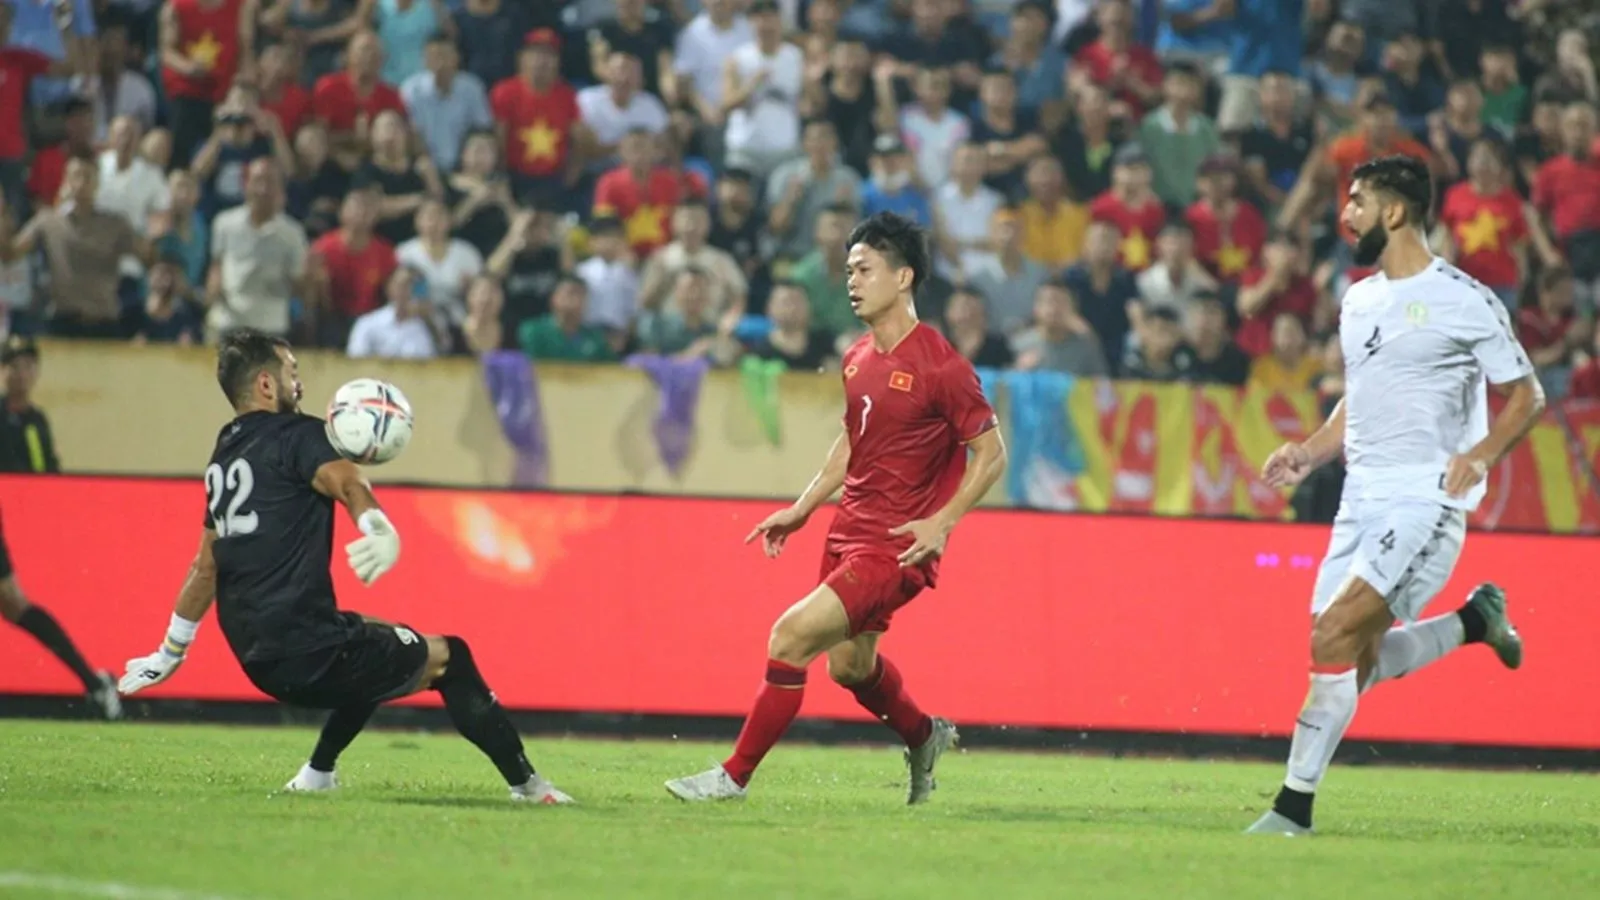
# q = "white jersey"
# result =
<box><xmin>1339</xmin><ymin>258</ymin><xmax>1534</xmax><ymax>512</ymax></box>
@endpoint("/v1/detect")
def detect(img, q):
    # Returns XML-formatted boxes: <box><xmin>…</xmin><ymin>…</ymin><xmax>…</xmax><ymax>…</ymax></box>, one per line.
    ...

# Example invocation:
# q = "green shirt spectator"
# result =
<box><xmin>517</xmin><ymin>276</ymin><xmax>617</xmax><ymax>363</ymax></box>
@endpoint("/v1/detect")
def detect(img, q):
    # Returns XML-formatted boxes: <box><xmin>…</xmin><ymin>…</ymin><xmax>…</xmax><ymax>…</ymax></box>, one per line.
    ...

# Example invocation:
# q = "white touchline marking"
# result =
<box><xmin>0</xmin><ymin>872</ymin><xmax>251</xmax><ymax>900</ymax></box>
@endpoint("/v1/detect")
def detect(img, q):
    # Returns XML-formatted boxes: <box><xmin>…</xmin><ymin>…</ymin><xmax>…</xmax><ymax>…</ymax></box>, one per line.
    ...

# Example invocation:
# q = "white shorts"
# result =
<box><xmin>1310</xmin><ymin>498</ymin><xmax>1468</xmax><ymax>623</ymax></box>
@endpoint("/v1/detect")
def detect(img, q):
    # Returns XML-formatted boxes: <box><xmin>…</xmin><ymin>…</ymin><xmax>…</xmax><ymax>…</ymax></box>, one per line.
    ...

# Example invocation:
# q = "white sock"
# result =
<box><xmin>1362</xmin><ymin>614</ymin><xmax>1465</xmax><ymax>692</ymax></box>
<box><xmin>1285</xmin><ymin>669</ymin><xmax>1359</xmax><ymax>793</ymax></box>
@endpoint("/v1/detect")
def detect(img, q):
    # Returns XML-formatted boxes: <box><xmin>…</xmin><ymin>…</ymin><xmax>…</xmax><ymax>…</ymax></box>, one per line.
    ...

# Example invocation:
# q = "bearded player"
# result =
<box><xmin>666</xmin><ymin>212</ymin><xmax>1007</xmax><ymax>805</ymax></box>
<box><xmin>118</xmin><ymin>331</ymin><xmax>573</xmax><ymax>804</ymax></box>
<box><xmin>1247</xmin><ymin>156</ymin><xmax>1542</xmax><ymax>836</ymax></box>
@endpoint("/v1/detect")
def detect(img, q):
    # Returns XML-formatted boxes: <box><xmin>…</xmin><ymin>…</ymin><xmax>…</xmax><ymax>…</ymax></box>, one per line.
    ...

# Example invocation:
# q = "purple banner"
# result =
<box><xmin>626</xmin><ymin>354</ymin><xmax>710</xmax><ymax>476</ymax></box>
<box><xmin>481</xmin><ymin>351</ymin><xmax>550</xmax><ymax>487</ymax></box>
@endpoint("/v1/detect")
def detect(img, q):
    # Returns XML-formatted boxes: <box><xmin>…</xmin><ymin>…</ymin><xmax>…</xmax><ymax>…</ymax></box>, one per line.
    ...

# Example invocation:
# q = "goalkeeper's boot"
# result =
<box><xmin>284</xmin><ymin>763</ymin><xmax>338</xmax><ymax>793</ymax></box>
<box><xmin>511</xmin><ymin>776</ymin><xmax>575</xmax><ymax>805</ymax></box>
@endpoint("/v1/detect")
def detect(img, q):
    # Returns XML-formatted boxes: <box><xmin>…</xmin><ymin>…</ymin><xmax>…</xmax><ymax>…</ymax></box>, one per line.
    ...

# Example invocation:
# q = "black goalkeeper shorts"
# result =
<box><xmin>243</xmin><ymin>621</ymin><xmax>431</xmax><ymax>709</ymax></box>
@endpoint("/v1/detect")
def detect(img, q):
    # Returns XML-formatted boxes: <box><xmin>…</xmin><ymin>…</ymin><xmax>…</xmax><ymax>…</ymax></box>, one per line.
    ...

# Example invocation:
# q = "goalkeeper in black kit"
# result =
<box><xmin>119</xmin><ymin>330</ymin><xmax>574</xmax><ymax>804</ymax></box>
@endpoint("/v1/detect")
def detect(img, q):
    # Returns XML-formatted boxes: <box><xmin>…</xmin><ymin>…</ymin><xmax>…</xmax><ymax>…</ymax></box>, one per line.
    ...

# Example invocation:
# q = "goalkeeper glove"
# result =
<box><xmin>119</xmin><ymin>613</ymin><xmax>199</xmax><ymax>695</ymax></box>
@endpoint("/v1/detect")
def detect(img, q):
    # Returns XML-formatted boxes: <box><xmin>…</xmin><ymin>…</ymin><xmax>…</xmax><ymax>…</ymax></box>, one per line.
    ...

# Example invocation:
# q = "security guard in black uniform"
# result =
<box><xmin>0</xmin><ymin>336</ymin><xmax>60</xmax><ymax>474</ymax></box>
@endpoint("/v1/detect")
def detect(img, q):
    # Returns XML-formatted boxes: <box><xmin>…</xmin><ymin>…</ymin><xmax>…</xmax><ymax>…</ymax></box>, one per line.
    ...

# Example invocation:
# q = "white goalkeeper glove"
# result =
<box><xmin>119</xmin><ymin>613</ymin><xmax>199</xmax><ymax>695</ymax></box>
<box><xmin>346</xmin><ymin>509</ymin><xmax>400</xmax><ymax>585</ymax></box>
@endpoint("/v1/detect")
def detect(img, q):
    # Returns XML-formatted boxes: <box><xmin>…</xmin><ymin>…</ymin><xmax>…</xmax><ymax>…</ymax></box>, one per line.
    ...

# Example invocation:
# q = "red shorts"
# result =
<box><xmin>819</xmin><ymin>549</ymin><xmax>929</xmax><ymax>636</ymax></box>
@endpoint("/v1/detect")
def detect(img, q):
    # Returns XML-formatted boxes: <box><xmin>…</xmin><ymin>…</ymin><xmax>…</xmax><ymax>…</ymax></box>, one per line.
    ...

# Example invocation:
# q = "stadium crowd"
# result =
<box><xmin>1</xmin><ymin>0</ymin><xmax>1600</xmax><ymax>406</ymax></box>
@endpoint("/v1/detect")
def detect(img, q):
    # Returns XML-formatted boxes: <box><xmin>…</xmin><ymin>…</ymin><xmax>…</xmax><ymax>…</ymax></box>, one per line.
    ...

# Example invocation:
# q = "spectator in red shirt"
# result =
<box><xmin>593</xmin><ymin>128</ymin><xmax>689</xmax><ymax>258</ymax></box>
<box><xmin>1089</xmin><ymin>145</ymin><xmax>1166</xmax><ymax>272</ymax></box>
<box><xmin>1532</xmin><ymin>102</ymin><xmax>1600</xmax><ymax>296</ymax></box>
<box><xmin>491</xmin><ymin>28</ymin><xmax>581</xmax><ymax>207</ymax></box>
<box><xmin>1568</xmin><ymin>327</ymin><xmax>1600</xmax><ymax>399</ymax></box>
<box><xmin>1439</xmin><ymin>137</ymin><xmax>1550</xmax><ymax>311</ymax></box>
<box><xmin>0</xmin><ymin>3</ymin><xmax>75</xmax><ymax>213</ymax></box>
<box><xmin>1070</xmin><ymin>0</ymin><xmax>1162</xmax><ymax>122</ymax></box>
<box><xmin>160</xmin><ymin>0</ymin><xmax>259</xmax><ymax>168</ymax></box>
<box><xmin>26</xmin><ymin>97</ymin><xmax>97</xmax><ymax>211</ymax></box>
<box><xmin>309</xmin><ymin>186</ymin><xmax>398</xmax><ymax>346</ymax></box>
<box><xmin>255</xmin><ymin>40</ymin><xmax>311</xmax><ymax>139</ymax></box>
<box><xmin>1519</xmin><ymin>265</ymin><xmax>1592</xmax><ymax>400</ymax></box>
<box><xmin>1186</xmin><ymin>154</ymin><xmax>1267</xmax><ymax>285</ymax></box>
<box><xmin>312</xmin><ymin>30</ymin><xmax>407</xmax><ymax>165</ymax></box>
<box><xmin>1235</xmin><ymin>230</ymin><xmax>1317</xmax><ymax>358</ymax></box>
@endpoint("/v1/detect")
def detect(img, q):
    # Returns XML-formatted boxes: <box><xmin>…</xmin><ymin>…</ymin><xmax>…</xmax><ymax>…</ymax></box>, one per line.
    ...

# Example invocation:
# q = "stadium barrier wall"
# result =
<box><xmin>30</xmin><ymin>341</ymin><xmax>1600</xmax><ymax>532</ymax></box>
<box><xmin>1</xmin><ymin>476</ymin><xmax>1594</xmax><ymax>750</ymax></box>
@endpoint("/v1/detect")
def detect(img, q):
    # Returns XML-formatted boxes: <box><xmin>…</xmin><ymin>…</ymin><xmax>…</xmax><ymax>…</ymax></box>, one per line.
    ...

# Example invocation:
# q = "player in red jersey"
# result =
<box><xmin>666</xmin><ymin>212</ymin><xmax>1007</xmax><ymax>805</ymax></box>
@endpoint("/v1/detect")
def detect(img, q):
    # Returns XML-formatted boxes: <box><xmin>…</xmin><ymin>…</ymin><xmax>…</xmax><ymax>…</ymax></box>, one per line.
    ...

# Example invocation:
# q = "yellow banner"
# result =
<box><xmin>28</xmin><ymin>342</ymin><xmax>1598</xmax><ymax>531</ymax></box>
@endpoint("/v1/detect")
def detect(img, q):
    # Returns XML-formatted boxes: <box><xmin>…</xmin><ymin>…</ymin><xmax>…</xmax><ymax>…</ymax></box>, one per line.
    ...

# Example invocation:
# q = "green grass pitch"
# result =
<box><xmin>0</xmin><ymin>720</ymin><xmax>1595</xmax><ymax>899</ymax></box>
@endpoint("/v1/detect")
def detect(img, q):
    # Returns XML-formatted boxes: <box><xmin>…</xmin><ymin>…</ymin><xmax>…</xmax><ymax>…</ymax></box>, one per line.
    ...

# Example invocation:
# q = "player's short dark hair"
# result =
<box><xmin>1350</xmin><ymin>155</ymin><xmax>1433</xmax><ymax>227</ymax></box>
<box><xmin>846</xmin><ymin>211</ymin><xmax>930</xmax><ymax>293</ymax></box>
<box><xmin>216</xmin><ymin>329</ymin><xmax>291</xmax><ymax>409</ymax></box>
<box><xmin>426</xmin><ymin>30</ymin><xmax>454</xmax><ymax>47</ymax></box>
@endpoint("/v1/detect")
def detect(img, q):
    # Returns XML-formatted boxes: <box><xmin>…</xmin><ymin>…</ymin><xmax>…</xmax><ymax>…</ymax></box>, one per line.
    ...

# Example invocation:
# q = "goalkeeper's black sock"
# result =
<box><xmin>433</xmin><ymin>636</ymin><xmax>535</xmax><ymax>787</ymax></box>
<box><xmin>310</xmin><ymin>702</ymin><xmax>380</xmax><ymax>772</ymax></box>
<box><xmin>15</xmin><ymin>605</ymin><xmax>98</xmax><ymax>690</ymax></box>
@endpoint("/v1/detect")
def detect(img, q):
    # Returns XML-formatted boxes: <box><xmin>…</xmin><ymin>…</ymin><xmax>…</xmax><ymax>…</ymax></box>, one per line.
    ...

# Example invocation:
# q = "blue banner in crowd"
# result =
<box><xmin>482</xmin><ymin>351</ymin><xmax>550</xmax><ymax>488</ymax></box>
<box><xmin>977</xmin><ymin>368</ymin><xmax>1086</xmax><ymax>510</ymax></box>
<box><xmin>627</xmin><ymin>354</ymin><xmax>711</xmax><ymax>476</ymax></box>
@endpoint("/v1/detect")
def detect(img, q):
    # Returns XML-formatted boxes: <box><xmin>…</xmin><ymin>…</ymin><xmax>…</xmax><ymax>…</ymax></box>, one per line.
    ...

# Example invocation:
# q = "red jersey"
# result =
<box><xmin>592</xmin><ymin>165</ymin><xmax>692</xmax><ymax>257</ymax></box>
<box><xmin>1235</xmin><ymin>268</ymin><xmax>1317</xmax><ymax>357</ymax></box>
<box><xmin>1517</xmin><ymin>305</ymin><xmax>1577</xmax><ymax>355</ymax></box>
<box><xmin>827</xmin><ymin>325</ymin><xmax>997</xmax><ymax>584</ymax></box>
<box><xmin>0</xmin><ymin>49</ymin><xmax>50</xmax><ymax>160</ymax></box>
<box><xmin>312</xmin><ymin>230</ymin><xmax>397</xmax><ymax>318</ymax></box>
<box><xmin>1088</xmin><ymin>191</ymin><xmax>1166</xmax><ymax>271</ymax></box>
<box><xmin>1073</xmin><ymin>40</ymin><xmax>1163</xmax><ymax>120</ymax></box>
<box><xmin>1569</xmin><ymin>360</ymin><xmax>1600</xmax><ymax>400</ymax></box>
<box><xmin>312</xmin><ymin>71</ymin><xmax>407</xmax><ymax>134</ymax></box>
<box><xmin>491</xmin><ymin>77</ymin><xmax>579</xmax><ymax>178</ymax></box>
<box><xmin>25</xmin><ymin>144</ymin><xmax>67</xmax><ymax>207</ymax></box>
<box><xmin>161</xmin><ymin>0</ymin><xmax>245</xmax><ymax>103</ymax></box>
<box><xmin>1531</xmin><ymin>154</ymin><xmax>1600</xmax><ymax>240</ymax></box>
<box><xmin>1439</xmin><ymin>183</ymin><xmax>1527</xmax><ymax>289</ymax></box>
<box><xmin>1185</xmin><ymin>198</ymin><xmax>1266</xmax><ymax>283</ymax></box>
<box><xmin>261</xmin><ymin>81</ymin><xmax>312</xmax><ymax>140</ymax></box>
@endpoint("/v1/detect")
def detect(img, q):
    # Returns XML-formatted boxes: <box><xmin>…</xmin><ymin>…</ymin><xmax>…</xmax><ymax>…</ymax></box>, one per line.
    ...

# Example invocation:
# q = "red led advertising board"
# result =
<box><xmin>0</xmin><ymin>476</ymin><xmax>1592</xmax><ymax>748</ymax></box>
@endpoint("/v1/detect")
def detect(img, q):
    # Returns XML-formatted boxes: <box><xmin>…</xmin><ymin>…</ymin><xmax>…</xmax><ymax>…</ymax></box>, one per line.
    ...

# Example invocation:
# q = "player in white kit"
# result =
<box><xmin>1245</xmin><ymin>156</ymin><xmax>1547</xmax><ymax>836</ymax></box>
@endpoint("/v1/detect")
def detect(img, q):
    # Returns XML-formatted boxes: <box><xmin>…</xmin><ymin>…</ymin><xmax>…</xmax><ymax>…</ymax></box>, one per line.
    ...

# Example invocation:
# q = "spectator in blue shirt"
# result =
<box><xmin>990</xmin><ymin>1</ymin><xmax>1065</xmax><ymax>116</ymax></box>
<box><xmin>9</xmin><ymin>0</ymin><xmax>95</xmax><ymax>106</ymax></box>
<box><xmin>1218</xmin><ymin>0</ymin><xmax>1305</xmax><ymax>133</ymax></box>
<box><xmin>401</xmin><ymin>32</ymin><xmax>492</xmax><ymax>172</ymax></box>
<box><xmin>1157</xmin><ymin>0</ymin><xmax>1238</xmax><ymax>70</ymax></box>
<box><xmin>859</xmin><ymin>133</ymin><xmax>932</xmax><ymax>227</ymax></box>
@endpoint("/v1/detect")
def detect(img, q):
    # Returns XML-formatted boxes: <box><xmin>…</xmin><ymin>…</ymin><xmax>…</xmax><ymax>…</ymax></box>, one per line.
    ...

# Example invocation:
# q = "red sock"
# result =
<box><xmin>847</xmin><ymin>656</ymin><xmax>933</xmax><ymax>748</ymax></box>
<box><xmin>722</xmin><ymin>659</ymin><xmax>807</xmax><ymax>787</ymax></box>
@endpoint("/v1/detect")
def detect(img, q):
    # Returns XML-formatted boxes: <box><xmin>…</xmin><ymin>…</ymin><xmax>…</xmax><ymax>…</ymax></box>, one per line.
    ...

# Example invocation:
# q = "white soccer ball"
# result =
<box><xmin>325</xmin><ymin>378</ymin><xmax>415</xmax><ymax>466</ymax></box>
